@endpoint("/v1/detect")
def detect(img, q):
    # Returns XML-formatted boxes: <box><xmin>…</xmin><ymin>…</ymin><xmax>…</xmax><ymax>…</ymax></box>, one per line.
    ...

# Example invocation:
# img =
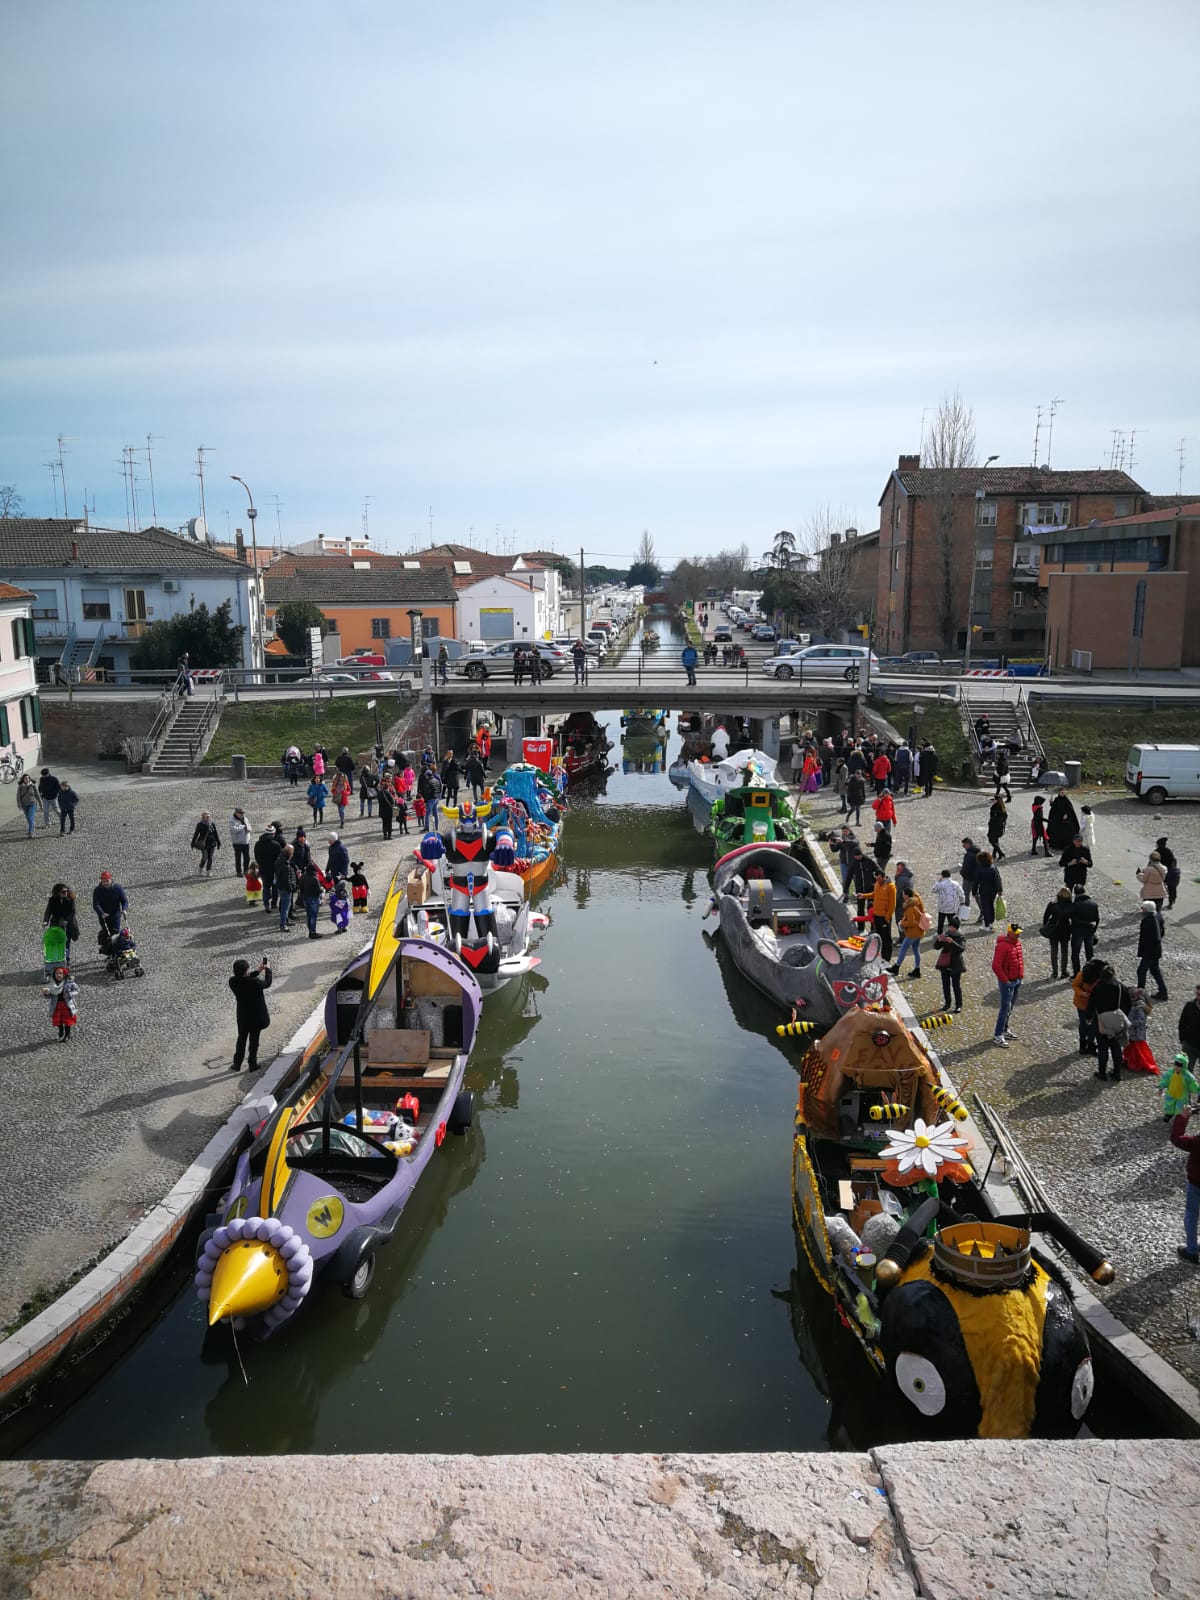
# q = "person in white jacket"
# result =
<box><xmin>229</xmin><ymin>807</ymin><xmax>253</xmax><ymax>878</ymax></box>
<box><xmin>932</xmin><ymin>868</ymin><xmax>966</xmax><ymax>933</ymax></box>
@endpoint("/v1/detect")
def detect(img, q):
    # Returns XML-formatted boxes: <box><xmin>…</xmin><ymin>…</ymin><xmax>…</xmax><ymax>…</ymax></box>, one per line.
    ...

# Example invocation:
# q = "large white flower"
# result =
<box><xmin>879</xmin><ymin>1117</ymin><xmax>969</xmax><ymax>1180</ymax></box>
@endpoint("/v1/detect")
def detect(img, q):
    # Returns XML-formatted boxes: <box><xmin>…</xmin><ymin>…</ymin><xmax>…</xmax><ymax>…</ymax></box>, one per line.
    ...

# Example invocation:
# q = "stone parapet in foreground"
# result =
<box><xmin>1</xmin><ymin>1441</ymin><xmax>1196</xmax><ymax>1599</ymax></box>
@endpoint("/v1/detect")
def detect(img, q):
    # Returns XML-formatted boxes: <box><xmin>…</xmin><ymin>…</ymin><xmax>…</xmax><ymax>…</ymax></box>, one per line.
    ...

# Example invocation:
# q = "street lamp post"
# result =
<box><xmin>962</xmin><ymin>455</ymin><xmax>999</xmax><ymax>673</ymax></box>
<box><xmin>230</xmin><ymin>475</ymin><xmax>265</xmax><ymax>678</ymax></box>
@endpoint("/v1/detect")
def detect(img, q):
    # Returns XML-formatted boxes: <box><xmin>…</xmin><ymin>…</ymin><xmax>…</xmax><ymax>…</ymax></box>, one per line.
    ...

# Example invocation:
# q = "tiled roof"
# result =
<box><xmin>0</xmin><ymin>521</ymin><xmax>251</xmax><ymax>573</ymax></box>
<box><xmin>1071</xmin><ymin>499</ymin><xmax>1200</xmax><ymax>531</ymax></box>
<box><xmin>269</xmin><ymin>551</ymin><xmax>419</xmax><ymax>576</ymax></box>
<box><xmin>0</xmin><ymin>580</ymin><xmax>36</xmax><ymax>601</ymax></box>
<box><xmin>1142</xmin><ymin>495</ymin><xmax>1200</xmax><ymax>514</ymax></box>
<box><xmin>264</xmin><ymin>563</ymin><xmax>455</xmax><ymax>606</ymax></box>
<box><xmin>892</xmin><ymin>467</ymin><xmax>1144</xmax><ymax>498</ymax></box>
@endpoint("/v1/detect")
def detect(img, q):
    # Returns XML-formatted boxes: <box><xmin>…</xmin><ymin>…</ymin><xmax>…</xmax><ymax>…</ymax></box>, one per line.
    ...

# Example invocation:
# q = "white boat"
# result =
<box><xmin>686</xmin><ymin>747</ymin><xmax>779</xmax><ymax>808</ymax></box>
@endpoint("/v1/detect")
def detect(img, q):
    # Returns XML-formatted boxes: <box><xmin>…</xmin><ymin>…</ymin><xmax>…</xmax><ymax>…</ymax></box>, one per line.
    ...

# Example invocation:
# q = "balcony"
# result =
<box><xmin>1011</xmin><ymin>553</ymin><xmax>1041</xmax><ymax>583</ymax></box>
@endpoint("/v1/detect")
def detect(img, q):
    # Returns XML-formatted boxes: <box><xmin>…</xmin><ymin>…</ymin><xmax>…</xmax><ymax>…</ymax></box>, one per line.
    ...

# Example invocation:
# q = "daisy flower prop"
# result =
<box><xmin>880</xmin><ymin>1117</ymin><xmax>971</xmax><ymax>1188</ymax></box>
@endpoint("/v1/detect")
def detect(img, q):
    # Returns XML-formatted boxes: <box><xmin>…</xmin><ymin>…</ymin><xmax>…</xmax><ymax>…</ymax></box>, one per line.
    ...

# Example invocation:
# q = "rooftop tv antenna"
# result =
<box><xmin>115</xmin><ymin>451</ymin><xmax>131</xmax><ymax>530</ymax></box>
<box><xmin>428</xmin><ymin>504</ymin><xmax>435</xmax><ymax>543</ymax></box>
<box><xmin>272</xmin><ymin>494</ymin><xmax>284</xmax><ymax>544</ymax></box>
<box><xmin>145</xmin><ymin>433</ymin><xmax>161</xmax><ymax>526</ymax></box>
<box><xmin>1032</xmin><ymin>404</ymin><xmax>1044</xmax><ymax>466</ymax></box>
<box><xmin>45</xmin><ymin>460</ymin><xmax>61</xmax><ymax>517</ymax></box>
<box><xmin>56</xmin><ymin>434</ymin><xmax>77</xmax><ymax>518</ymax></box>
<box><xmin>1045</xmin><ymin>398</ymin><xmax>1063</xmax><ymax>467</ymax></box>
<box><xmin>1127</xmin><ymin>427</ymin><xmax>1139</xmax><ymax>477</ymax></box>
<box><xmin>1179</xmin><ymin>438</ymin><xmax>1189</xmax><ymax>496</ymax></box>
<box><xmin>196</xmin><ymin>445</ymin><xmax>213</xmax><ymax>540</ymax></box>
<box><xmin>124</xmin><ymin>446</ymin><xmax>141</xmax><ymax>530</ymax></box>
<box><xmin>362</xmin><ymin>495</ymin><xmax>372</xmax><ymax>539</ymax></box>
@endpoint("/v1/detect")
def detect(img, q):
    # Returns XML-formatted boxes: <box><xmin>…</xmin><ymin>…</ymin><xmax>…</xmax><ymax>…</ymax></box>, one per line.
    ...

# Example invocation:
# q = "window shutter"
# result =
<box><xmin>19</xmin><ymin>698</ymin><xmax>29</xmax><ymax>737</ymax></box>
<box><xmin>24</xmin><ymin>618</ymin><xmax>36</xmax><ymax>656</ymax></box>
<box><xmin>0</xmin><ymin>705</ymin><xmax>8</xmax><ymax>744</ymax></box>
<box><xmin>30</xmin><ymin>695</ymin><xmax>42</xmax><ymax>733</ymax></box>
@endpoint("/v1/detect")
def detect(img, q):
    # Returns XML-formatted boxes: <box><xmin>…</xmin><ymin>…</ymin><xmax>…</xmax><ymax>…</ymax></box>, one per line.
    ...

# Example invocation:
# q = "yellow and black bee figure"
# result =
<box><xmin>867</xmin><ymin>1101</ymin><xmax>908</xmax><ymax>1122</ymax></box>
<box><xmin>930</xmin><ymin>1085</ymin><xmax>969</xmax><ymax>1122</ymax></box>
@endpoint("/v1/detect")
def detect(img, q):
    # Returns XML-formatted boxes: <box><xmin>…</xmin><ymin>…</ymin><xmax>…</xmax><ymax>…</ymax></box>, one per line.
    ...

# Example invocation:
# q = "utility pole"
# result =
<box><xmin>231</xmin><ymin>475</ymin><xmax>266</xmax><ymax>675</ymax></box>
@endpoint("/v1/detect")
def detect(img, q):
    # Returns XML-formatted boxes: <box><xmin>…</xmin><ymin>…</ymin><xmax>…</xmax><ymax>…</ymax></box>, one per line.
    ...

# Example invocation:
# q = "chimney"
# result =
<box><xmin>235</xmin><ymin>529</ymin><xmax>247</xmax><ymax>563</ymax></box>
<box><xmin>898</xmin><ymin>453</ymin><xmax>920</xmax><ymax>473</ymax></box>
<box><xmin>845</xmin><ymin>527</ymin><xmax>857</xmax><ymax>540</ymax></box>
<box><xmin>70</xmin><ymin>539</ymin><xmax>80</xmax><ymax>562</ymax></box>
<box><xmin>829</xmin><ymin>532</ymin><xmax>842</xmax><ymax>547</ymax></box>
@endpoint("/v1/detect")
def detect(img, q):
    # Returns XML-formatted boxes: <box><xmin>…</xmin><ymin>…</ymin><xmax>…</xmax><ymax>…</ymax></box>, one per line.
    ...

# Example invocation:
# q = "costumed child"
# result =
<box><xmin>43</xmin><ymin>964</ymin><xmax>79</xmax><ymax>1041</ymax></box>
<box><xmin>1162</xmin><ymin>1053</ymin><xmax>1200</xmax><ymax>1123</ymax></box>
<box><xmin>413</xmin><ymin>793</ymin><xmax>427</xmax><ymax>829</ymax></box>
<box><xmin>1030</xmin><ymin>795</ymin><xmax>1050</xmax><ymax>857</ymax></box>
<box><xmin>329</xmin><ymin>878</ymin><xmax>351</xmax><ymax>934</ymax></box>
<box><xmin>350</xmin><ymin>861</ymin><xmax>370</xmax><ymax>915</ymax></box>
<box><xmin>244</xmin><ymin>862</ymin><xmax>263</xmax><ymax>907</ymax></box>
<box><xmin>396</xmin><ymin>795</ymin><xmax>410</xmax><ymax>835</ymax></box>
<box><xmin>1081</xmin><ymin>804</ymin><xmax>1097</xmax><ymax>851</ymax></box>
<box><xmin>1122</xmin><ymin>989</ymin><xmax>1160</xmax><ymax>1076</ymax></box>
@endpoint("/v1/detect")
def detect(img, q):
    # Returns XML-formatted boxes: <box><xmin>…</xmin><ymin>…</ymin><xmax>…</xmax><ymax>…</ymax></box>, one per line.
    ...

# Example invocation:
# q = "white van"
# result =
<box><xmin>1125</xmin><ymin>744</ymin><xmax>1200</xmax><ymax>805</ymax></box>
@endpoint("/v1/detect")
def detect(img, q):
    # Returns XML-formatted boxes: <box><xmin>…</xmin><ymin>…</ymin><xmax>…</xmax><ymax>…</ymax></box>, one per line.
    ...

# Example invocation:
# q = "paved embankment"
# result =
<box><xmin>0</xmin><ymin>763</ymin><xmax>415</xmax><ymax>1330</ymax></box>
<box><xmin>799</xmin><ymin>775</ymin><xmax>1200</xmax><ymax>1390</ymax></box>
<box><xmin>1</xmin><ymin>1441</ymin><xmax>1195</xmax><ymax>1598</ymax></box>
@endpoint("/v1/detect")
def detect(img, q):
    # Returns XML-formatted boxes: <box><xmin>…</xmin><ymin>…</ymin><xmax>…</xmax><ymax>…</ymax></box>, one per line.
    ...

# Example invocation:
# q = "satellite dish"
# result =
<box><xmin>188</xmin><ymin>516</ymin><xmax>207</xmax><ymax>542</ymax></box>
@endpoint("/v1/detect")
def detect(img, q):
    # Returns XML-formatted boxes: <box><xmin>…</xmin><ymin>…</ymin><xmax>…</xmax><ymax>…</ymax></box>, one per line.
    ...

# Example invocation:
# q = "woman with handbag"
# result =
<box><xmin>1041</xmin><ymin>885</ymin><xmax>1074</xmax><ymax>979</ymax></box>
<box><xmin>933</xmin><ymin>915</ymin><xmax>966</xmax><ymax>1012</ymax></box>
<box><xmin>1085</xmin><ymin>963</ymin><xmax>1134</xmax><ymax>1081</ymax></box>
<box><xmin>888</xmin><ymin>888</ymin><xmax>929</xmax><ymax>980</ymax></box>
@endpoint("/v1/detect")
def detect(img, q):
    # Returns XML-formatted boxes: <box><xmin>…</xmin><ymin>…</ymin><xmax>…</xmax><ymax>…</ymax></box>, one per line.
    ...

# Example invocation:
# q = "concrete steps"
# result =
<box><xmin>962</xmin><ymin>693</ymin><xmax>1043</xmax><ymax>784</ymax></box>
<box><xmin>149</xmin><ymin>701</ymin><xmax>222</xmax><ymax>774</ymax></box>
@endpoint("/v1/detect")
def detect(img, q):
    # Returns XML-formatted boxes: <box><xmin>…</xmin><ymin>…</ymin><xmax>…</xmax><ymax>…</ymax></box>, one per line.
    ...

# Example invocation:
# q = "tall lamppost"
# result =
<box><xmin>962</xmin><ymin>454</ymin><xmax>999</xmax><ymax>671</ymax></box>
<box><xmin>230</xmin><ymin>475</ymin><xmax>265</xmax><ymax>676</ymax></box>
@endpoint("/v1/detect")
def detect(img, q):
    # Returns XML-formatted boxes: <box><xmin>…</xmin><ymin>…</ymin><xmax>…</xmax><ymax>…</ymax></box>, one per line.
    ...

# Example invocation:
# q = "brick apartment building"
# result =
<box><xmin>876</xmin><ymin>457</ymin><xmax>1144</xmax><ymax>658</ymax></box>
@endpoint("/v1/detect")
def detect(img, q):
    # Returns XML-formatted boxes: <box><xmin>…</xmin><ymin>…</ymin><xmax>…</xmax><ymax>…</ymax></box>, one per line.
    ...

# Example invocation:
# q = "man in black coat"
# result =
<box><xmin>1060</xmin><ymin>834</ymin><xmax>1092</xmax><ymax>890</ymax></box>
<box><xmin>37</xmin><ymin>767</ymin><xmax>61</xmax><ymax>829</ymax></box>
<box><xmin>1136</xmin><ymin>900</ymin><xmax>1168</xmax><ymax>1000</ymax></box>
<box><xmin>326</xmin><ymin>831</ymin><xmax>350</xmax><ymax>882</ymax></box>
<box><xmin>92</xmin><ymin>871</ymin><xmax>128</xmax><ymax>938</ymax></box>
<box><xmin>1178</xmin><ymin>985</ymin><xmax>1200</xmax><ymax>1070</ymax></box>
<box><xmin>920</xmin><ymin>742</ymin><xmax>939</xmax><ymax>797</ymax></box>
<box><xmin>1069</xmin><ymin>884</ymin><xmax>1101</xmax><ymax>975</ymax></box>
<box><xmin>228</xmin><ymin>957</ymin><xmax>272</xmax><ymax>1071</ymax></box>
<box><xmin>960</xmin><ymin>838</ymin><xmax>980</xmax><ymax>916</ymax></box>
<box><xmin>334</xmin><ymin>746</ymin><xmax>356</xmax><ymax>780</ymax></box>
<box><xmin>255</xmin><ymin>824</ymin><xmax>284</xmax><ymax>914</ymax></box>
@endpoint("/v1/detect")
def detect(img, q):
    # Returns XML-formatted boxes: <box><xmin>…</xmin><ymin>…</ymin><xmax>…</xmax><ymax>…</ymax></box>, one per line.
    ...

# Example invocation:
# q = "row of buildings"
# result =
<box><xmin>0</xmin><ymin>521</ymin><xmax>582</xmax><ymax>685</ymax></box>
<box><xmin>826</xmin><ymin>459</ymin><xmax>1199</xmax><ymax>669</ymax></box>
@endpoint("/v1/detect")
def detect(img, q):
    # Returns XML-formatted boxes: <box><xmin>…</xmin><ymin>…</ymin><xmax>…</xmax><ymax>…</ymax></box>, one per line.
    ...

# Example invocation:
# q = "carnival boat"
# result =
<box><xmin>709</xmin><ymin>841</ymin><xmax>884</xmax><ymax>1029</ymax></box>
<box><xmin>791</xmin><ymin>1005</ymin><xmax>1113</xmax><ymax>1438</ymax></box>
<box><xmin>390</xmin><ymin>806</ymin><xmax>543</xmax><ymax>994</ymax></box>
<box><xmin>555</xmin><ymin>710</ymin><xmax>613</xmax><ymax>783</ymax></box>
<box><xmin>196</xmin><ymin>938</ymin><xmax>481</xmax><ymax>1337</ymax></box>
<box><xmin>621</xmin><ymin>731</ymin><xmax>667</xmax><ymax>775</ymax></box>
<box><xmin>474</xmin><ymin>761</ymin><xmax>564</xmax><ymax>897</ymax></box>
<box><xmin>687</xmin><ymin>747</ymin><xmax>778</xmax><ymax>808</ymax></box>
<box><xmin>621</xmin><ymin>708</ymin><xmax>667</xmax><ymax>738</ymax></box>
<box><xmin>709</xmin><ymin>775</ymin><xmax>801</xmax><ymax>856</ymax></box>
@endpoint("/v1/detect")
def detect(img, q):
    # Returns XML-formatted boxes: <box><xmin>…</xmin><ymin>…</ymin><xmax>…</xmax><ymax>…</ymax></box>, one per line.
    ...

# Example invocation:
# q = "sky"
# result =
<box><xmin>3</xmin><ymin>1</ymin><xmax>1199</xmax><ymax>565</ymax></box>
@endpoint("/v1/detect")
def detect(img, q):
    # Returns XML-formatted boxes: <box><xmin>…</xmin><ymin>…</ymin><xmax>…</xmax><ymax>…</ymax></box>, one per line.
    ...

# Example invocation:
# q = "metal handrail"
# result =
<box><xmin>185</xmin><ymin>673</ymin><xmax>225</xmax><ymax>770</ymax></box>
<box><xmin>1015</xmin><ymin>687</ymin><xmax>1047</xmax><ymax>766</ymax></box>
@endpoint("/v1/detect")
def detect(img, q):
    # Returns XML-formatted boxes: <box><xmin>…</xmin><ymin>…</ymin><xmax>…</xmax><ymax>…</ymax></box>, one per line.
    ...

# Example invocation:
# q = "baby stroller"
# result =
<box><xmin>99</xmin><ymin>917</ymin><xmax>145</xmax><ymax>980</ymax></box>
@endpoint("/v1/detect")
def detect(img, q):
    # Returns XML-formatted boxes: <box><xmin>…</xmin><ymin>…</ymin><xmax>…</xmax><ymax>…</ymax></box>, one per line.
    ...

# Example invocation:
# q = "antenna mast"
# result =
<box><xmin>1045</xmin><ymin>398</ymin><xmax>1063</xmax><ymax>467</ymax></box>
<box><xmin>362</xmin><ymin>495</ymin><xmax>372</xmax><ymax>541</ymax></box>
<box><xmin>196</xmin><ymin>445</ymin><xmax>212</xmax><ymax>539</ymax></box>
<box><xmin>1032</xmin><ymin>404</ymin><xmax>1044</xmax><ymax>466</ymax></box>
<box><xmin>46</xmin><ymin>461</ymin><xmax>60</xmax><ymax>517</ymax></box>
<box><xmin>146</xmin><ymin>433</ymin><xmax>160</xmax><ymax>526</ymax></box>
<box><xmin>272</xmin><ymin>494</ymin><xmax>284</xmax><ymax>545</ymax></box>
<box><xmin>56</xmin><ymin>434</ymin><xmax>77</xmax><ymax>518</ymax></box>
<box><xmin>1179</xmin><ymin>438</ymin><xmax>1188</xmax><ymax>497</ymax></box>
<box><xmin>125</xmin><ymin>446</ymin><xmax>140</xmax><ymax>530</ymax></box>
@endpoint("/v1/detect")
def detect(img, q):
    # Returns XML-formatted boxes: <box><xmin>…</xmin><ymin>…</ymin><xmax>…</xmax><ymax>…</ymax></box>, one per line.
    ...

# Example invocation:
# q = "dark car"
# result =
<box><xmin>712</xmin><ymin>626</ymin><xmax>733</xmax><ymax>643</ymax></box>
<box><xmin>881</xmin><ymin>650</ymin><xmax>943</xmax><ymax>669</ymax></box>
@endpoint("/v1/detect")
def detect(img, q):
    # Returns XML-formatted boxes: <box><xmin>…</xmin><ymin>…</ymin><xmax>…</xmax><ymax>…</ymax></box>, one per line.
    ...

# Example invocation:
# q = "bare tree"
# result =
<box><xmin>762</xmin><ymin>505</ymin><xmax>862</xmax><ymax>638</ymax></box>
<box><xmin>0</xmin><ymin>484</ymin><xmax>23</xmax><ymax>520</ymax></box>
<box><xmin>636</xmin><ymin>529</ymin><xmax>656</xmax><ymax>567</ymax></box>
<box><xmin>922</xmin><ymin>392</ymin><xmax>977</xmax><ymax>652</ymax></box>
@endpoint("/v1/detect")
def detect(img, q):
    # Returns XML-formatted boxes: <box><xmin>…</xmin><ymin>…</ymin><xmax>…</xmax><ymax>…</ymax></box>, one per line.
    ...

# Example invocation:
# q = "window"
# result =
<box><xmin>975</xmin><ymin>499</ymin><xmax>997</xmax><ymax>527</ymax></box>
<box><xmin>975</xmin><ymin>545</ymin><xmax>994</xmax><ymax>570</ymax></box>
<box><xmin>81</xmin><ymin>587</ymin><xmax>111</xmax><ymax>620</ymax></box>
<box><xmin>124</xmin><ymin>588</ymin><xmax>147</xmax><ymax>623</ymax></box>
<box><xmin>1013</xmin><ymin>591</ymin><xmax>1024</xmax><ymax>608</ymax></box>
<box><xmin>421</xmin><ymin>617</ymin><xmax>438</xmax><ymax>639</ymax></box>
<box><xmin>371</xmin><ymin>617</ymin><xmax>391</xmax><ymax>638</ymax></box>
<box><xmin>19</xmin><ymin>696</ymin><xmax>40</xmax><ymax>736</ymax></box>
<box><xmin>30</xmin><ymin>589</ymin><xmax>58</xmax><ymax>620</ymax></box>
<box><xmin>1018</xmin><ymin>501</ymin><xmax>1071</xmax><ymax>528</ymax></box>
<box><xmin>1113</xmin><ymin>499</ymin><xmax>1131</xmax><ymax>517</ymax></box>
<box><xmin>10</xmin><ymin>617</ymin><xmax>35</xmax><ymax>657</ymax></box>
<box><xmin>892</xmin><ymin>549</ymin><xmax>901</xmax><ymax>571</ymax></box>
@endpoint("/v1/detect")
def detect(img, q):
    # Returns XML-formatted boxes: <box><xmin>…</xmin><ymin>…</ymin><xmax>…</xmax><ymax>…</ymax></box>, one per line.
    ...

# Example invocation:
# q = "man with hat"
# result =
<box><xmin>254</xmin><ymin>822</ymin><xmax>284</xmax><ymax>915</ymax></box>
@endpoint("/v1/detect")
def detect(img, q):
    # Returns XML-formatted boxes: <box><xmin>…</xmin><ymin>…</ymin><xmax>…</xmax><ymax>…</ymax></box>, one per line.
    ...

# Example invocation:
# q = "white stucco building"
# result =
<box><xmin>456</xmin><ymin>572</ymin><xmax>554</xmax><ymax>642</ymax></box>
<box><xmin>0</xmin><ymin>582</ymin><xmax>42</xmax><ymax>767</ymax></box>
<box><xmin>0</xmin><ymin>521</ymin><xmax>264</xmax><ymax>679</ymax></box>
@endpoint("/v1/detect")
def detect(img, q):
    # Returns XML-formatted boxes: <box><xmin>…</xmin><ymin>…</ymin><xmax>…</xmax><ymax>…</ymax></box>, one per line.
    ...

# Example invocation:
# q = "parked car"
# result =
<box><xmin>761</xmin><ymin>644</ymin><xmax>880</xmax><ymax>681</ymax></box>
<box><xmin>751</xmin><ymin>624</ymin><xmax>777</xmax><ymax>641</ymax></box>
<box><xmin>336</xmin><ymin>650</ymin><xmax>387</xmax><ymax>667</ymax></box>
<box><xmin>453</xmin><ymin>640</ymin><xmax>570</xmax><ymax>680</ymax></box>
<box><xmin>553</xmin><ymin>635</ymin><xmax>601</xmax><ymax>657</ymax></box>
<box><xmin>881</xmin><ymin>650</ymin><xmax>942</xmax><ymax>669</ymax></box>
<box><xmin>773</xmin><ymin>637</ymin><xmax>811</xmax><ymax>656</ymax></box>
<box><xmin>294</xmin><ymin>672</ymin><xmax>361</xmax><ymax>685</ymax></box>
<box><xmin>711</xmin><ymin>626</ymin><xmax>733</xmax><ymax>643</ymax></box>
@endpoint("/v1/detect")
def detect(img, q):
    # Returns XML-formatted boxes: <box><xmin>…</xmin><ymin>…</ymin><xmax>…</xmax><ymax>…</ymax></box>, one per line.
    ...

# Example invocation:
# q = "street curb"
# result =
<box><xmin>0</xmin><ymin>987</ymin><xmax>336</xmax><ymax>1409</ymax></box>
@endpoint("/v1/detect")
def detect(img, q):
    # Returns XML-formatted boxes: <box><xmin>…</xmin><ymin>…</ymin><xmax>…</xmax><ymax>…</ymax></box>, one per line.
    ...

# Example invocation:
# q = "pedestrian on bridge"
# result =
<box><xmin>572</xmin><ymin>640</ymin><xmax>587</xmax><ymax>683</ymax></box>
<box><xmin>682</xmin><ymin>643</ymin><xmax>699</xmax><ymax>685</ymax></box>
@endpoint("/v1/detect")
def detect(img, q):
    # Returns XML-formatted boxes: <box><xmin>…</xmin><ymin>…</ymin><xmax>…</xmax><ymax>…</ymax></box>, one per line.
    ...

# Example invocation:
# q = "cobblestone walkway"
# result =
<box><xmin>800</xmin><ymin>778</ymin><xmax>1200</xmax><ymax>1389</ymax></box>
<box><xmin>0</xmin><ymin>765</ymin><xmax>415</xmax><ymax>1327</ymax></box>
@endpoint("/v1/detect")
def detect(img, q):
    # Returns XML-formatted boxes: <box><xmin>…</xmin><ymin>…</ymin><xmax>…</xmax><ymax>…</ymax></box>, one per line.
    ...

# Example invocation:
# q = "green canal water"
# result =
<box><xmin>6</xmin><ymin>621</ymin><xmax>856</xmax><ymax>1457</ymax></box>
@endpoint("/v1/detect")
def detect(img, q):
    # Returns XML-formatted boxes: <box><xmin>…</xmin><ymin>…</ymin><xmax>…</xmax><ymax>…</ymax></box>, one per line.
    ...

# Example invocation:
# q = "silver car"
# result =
<box><xmin>453</xmin><ymin>641</ymin><xmax>569</xmax><ymax>680</ymax></box>
<box><xmin>761</xmin><ymin>644</ymin><xmax>879</xmax><ymax>681</ymax></box>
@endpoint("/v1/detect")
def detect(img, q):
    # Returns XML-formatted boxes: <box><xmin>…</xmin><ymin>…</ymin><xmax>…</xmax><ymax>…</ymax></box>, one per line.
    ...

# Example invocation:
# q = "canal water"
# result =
<box><xmin>13</xmin><ymin>615</ymin><xmax>1124</xmax><ymax>1457</ymax></box>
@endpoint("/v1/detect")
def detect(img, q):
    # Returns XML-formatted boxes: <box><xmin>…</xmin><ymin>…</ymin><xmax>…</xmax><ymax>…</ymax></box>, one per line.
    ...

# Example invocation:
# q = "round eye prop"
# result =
<box><xmin>1070</xmin><ymin>1358</ymin><xmax>1094</xmax><ymax>1421</ymax></box>
<box><xmin>894</xmin><ymin>1352</ymin><xmax>948</xmax><ymax>1417</ymax></box>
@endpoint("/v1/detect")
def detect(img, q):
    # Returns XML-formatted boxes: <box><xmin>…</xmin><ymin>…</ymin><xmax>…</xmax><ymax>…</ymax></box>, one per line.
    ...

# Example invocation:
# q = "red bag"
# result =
<box><xmin>1122</xmin><ymin>1039</ymin><xmax>1160</xmax><ymax>1076</ymax></box>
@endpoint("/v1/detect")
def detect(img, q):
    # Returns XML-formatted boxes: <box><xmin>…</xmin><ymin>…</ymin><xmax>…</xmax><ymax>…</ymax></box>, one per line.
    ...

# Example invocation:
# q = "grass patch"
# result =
<box><xmin>1034</xmin><ymin>705</ymin><xmax>1200</xmax><ymax>785</ymax></box>
<box><xmin>871</xmin><ymin>696</ymin><xmax>972</xmax><ymax>777</ymax></box>
<box><xmin>204</xmin><ymin>698</ymin><xmax>391</xmax><ymax>765</ymax></box>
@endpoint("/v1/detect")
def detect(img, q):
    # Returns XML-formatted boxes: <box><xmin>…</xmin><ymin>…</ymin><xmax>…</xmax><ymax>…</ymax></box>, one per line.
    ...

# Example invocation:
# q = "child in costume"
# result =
<box><xmin>1030</xmin><ymin>795</ymin><xmax>1050</xmax><ymax>857</ymax></box>
<box><xmin>43</xmin><ymin>965</ymin><xmax>79</xmax><ymax>1041</ymax></box>
<box><xmin>329</xmin><ymin>879</ymin><xmax>351</xmax><ymax>933</ymax></box>
<box><xmin>350</xmin><ymin>862</ymin><xmax>370</xmax><ymax>914</ymax></box>
<box><xmin>1162</xmin><ymin>1053</ymin><xmax>1200</xmax><ymax>1122</ymax></box>
<box><xmin>396</xmin><ymin>796</ymin><xmax>410</xmax><ymax>835</ymax></box>
<box><xmin>413</xmin><ymin>794</ymin><xmax>426</xmax><ymax>829</ymax></box>
<box><xmin>1123</xmin><ymin>990</ymin><xmax>1160</xmax><ymax>1076</ymax></box>
<box><xmin>244</xmin><ymin>864</ymin><xmax>263</xmax><ymax>906</ymax></box>
<box><xmin>1080</xmin><ymin>804</ymin><xmax>1097</xmax><ymax>850</ymax></box>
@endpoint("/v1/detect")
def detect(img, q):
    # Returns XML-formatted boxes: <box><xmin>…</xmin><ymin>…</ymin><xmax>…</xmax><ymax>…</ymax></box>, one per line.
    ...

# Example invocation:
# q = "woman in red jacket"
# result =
<box><xmin>871</xmin><ymin>788</ymin><xmax>897</xmax><ymax>832</ymax></box>
<box><xmin>991</xmin><ymin>924</ymin><xmax>1025</xmax><ymax>1047</ymax></box>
